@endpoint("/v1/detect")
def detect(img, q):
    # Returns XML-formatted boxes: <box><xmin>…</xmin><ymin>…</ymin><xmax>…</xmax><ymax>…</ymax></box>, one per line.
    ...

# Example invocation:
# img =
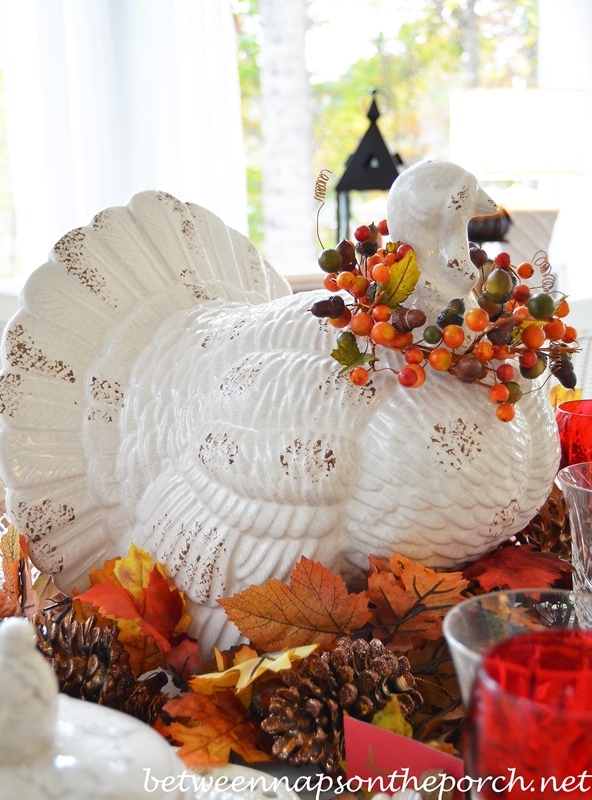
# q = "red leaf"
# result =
<box><xmin>166</xmin><ymin>637</ymin><xmax>201</xmax><ymax>682</ymax></box>
<box><xmin>141</xmin><ymin>566</ymin><xmax>185</xmax><ymax>643</ymax></box>
<box><xmin>462</xmin><ymin>545</ymin><xmax>572</xmax><ymax>592</ymax></box>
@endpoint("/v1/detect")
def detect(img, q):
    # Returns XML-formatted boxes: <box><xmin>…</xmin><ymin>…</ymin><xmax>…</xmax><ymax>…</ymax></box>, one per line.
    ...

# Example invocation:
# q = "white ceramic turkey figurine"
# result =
<box><xmin>0</xmin><ymin>161</ymin><xmax>559</xmax><ymax>655</ymax></box>
<box><xmin>0</xmin><ymin>617</ymin><xmax>192</xmax><ymax>799</ymax></box>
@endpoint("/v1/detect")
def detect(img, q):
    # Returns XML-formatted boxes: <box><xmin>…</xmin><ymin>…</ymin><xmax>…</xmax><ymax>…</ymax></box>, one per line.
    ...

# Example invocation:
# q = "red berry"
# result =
<box><xmin>377</xmin><ymin>219</ymin><xmax>389</xmax><ymax>236</ymax></box>
<box><xmin>350</xmin><ymin>367</ymin><xmax>369</xmax><ymax>386</ymax></box>
<box><xmin>395</xmin><ymin>243</ymin><xmax>413</xmax><ymax>261</ymax></box>
<box><xmin>512</xmin><ymin>284</ymin><xmax>532</xmax><ymax>304</ymax></box>
<box><xmin>404</xmin><ymin>347</ymin><xmax>424</xmax><ymax>365</ymax></box>
<box><xmin>496</xmin><ymin>364</ymin><xmax>515</xmax><ymax>382</ymax></box>
<box><xmin>398</xmin><ymin>367</ymin><xmax>418</xmax><ymax>387</ymax></box>
<box><xmin>494</xmin><ymin>251</ymin><xmax>511</xmax><ymax>269</ymax></box>
<box><xmin>519</xmin><ymin>350</ymin><xmax>538</xmax><ymax>369</ymax></box>
<box><xmin>354</xmin><ymin>225</ymin><xmax>371</xmax><ymax>242</ymax></box>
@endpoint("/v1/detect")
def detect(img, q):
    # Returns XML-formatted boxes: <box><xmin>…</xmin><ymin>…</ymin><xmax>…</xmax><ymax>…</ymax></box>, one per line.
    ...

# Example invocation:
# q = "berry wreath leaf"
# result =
<box><xmin>331</xmin><ymin>331</ymin><xmax>377</xmax><ymax>376</ymax></box>
<box><xmin>379</xmin><ymin>248</ymin><xmax>421</xmax><ymax>311</ymax></box>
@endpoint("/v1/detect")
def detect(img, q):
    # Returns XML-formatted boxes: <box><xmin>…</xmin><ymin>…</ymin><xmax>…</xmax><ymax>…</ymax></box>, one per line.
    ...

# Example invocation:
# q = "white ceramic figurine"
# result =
<box><xmin>0</xmin><ymin>161</ymin><xmax>559</xmax><ymax>653</ymax></box>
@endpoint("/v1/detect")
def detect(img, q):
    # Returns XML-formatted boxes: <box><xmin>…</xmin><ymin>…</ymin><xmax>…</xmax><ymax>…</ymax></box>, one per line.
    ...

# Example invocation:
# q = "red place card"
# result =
<box><xmin>344</xmin><ymin>716</ymin><xmax>465</xmax><ymax>798</ymax></box>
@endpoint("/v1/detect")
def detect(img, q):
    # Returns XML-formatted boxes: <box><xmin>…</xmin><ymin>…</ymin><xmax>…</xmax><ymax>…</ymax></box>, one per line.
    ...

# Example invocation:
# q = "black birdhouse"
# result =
<box><xmin>336</xmin><ymin>91</ymin><xmax>403</xmax><ymax>241</ymax></box>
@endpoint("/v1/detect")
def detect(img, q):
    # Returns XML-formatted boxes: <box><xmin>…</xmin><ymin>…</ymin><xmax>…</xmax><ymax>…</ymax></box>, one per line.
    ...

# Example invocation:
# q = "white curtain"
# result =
<box><xmin>0</xmin><ymin>0</ymin><xmax>247</xmax><ymax>284</ymax></box>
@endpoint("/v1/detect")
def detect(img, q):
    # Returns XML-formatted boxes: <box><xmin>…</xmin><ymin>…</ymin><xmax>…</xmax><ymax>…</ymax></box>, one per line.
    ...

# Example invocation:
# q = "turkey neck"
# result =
<box><xmin>398</xmin><ymin>228</ymin><xmax>479</xmax><ymax>325</ymax></box>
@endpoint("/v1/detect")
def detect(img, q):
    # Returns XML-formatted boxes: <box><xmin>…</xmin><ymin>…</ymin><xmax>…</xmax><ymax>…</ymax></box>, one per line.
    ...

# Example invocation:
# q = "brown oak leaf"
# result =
<box><xmin>367</xmin><ymin>553</ymin><xmax>469</xmax><ymax>649</ymax></box>
<box><xmin>163</xmin><ymin>690</ymin><xmax>272</xmax><ymax>766</ymax></box>
<box><xmin>462</xmin><ymin>544</ymin><xmax>572</xmax><ymax>592</ymax></box>
<box><xmin>219</xmin><ymin>556</ymin><xmax>371</xmax><ymax>652</ymax></box>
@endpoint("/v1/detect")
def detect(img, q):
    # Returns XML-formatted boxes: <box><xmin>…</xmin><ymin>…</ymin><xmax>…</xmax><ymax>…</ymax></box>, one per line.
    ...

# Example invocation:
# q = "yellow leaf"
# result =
<box><xmin>550</xmin><ymin>384</ymin><xmax>582</xmax><ymax>411</ymax></box>
<box><xmin>190</xmin><ymin>644</ymin><xmax>318</xmax><ymax>705</ymax></box>
<box><xmin>379</xmin><ymin>249</ymin><xmax>420</xmax><ymax>310</ymax></box>
<box><xmin>112</xmin><ymin>543</ymin><xmax>153</xmax><ymax>601</ymax></box>
<box><xmin>117</xmin><ymin>617</ymin><xmax>164</xmax><ymax>676</ymax></box>
<box><xmin>372</xmin><ymin>696</ymin><xmax>413</xmax><ymax>737</ymax></box>
<box><xmin>0</xmin><ymin>525</ymin><xmax>21</xmax><ymax>597</ymax></box>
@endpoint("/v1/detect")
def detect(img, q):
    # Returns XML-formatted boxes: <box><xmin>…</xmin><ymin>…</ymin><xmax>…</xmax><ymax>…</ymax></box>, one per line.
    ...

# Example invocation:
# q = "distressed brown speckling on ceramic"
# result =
<box><xmin>5</xmin><ymin>325</ymin><xmax>76</xmax><ymax>382</ymax></box>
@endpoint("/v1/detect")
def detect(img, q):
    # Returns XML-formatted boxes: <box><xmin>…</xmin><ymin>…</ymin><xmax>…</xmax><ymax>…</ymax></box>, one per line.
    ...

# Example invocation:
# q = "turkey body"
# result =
<box><xmin>0</xmin><ymin>172</ymin><xmax>560</xmax><ymax>653</ymax></box>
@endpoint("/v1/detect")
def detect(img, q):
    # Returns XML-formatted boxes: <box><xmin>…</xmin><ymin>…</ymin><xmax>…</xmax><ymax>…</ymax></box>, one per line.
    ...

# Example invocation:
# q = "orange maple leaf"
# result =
<box><xmin>367</xmin><ymin>553</ymin><xmax>468</xmax><ymax>649</ymax></box>
<box><xmin>462</xmin><ymin>544</ymin><xmax>572</xmax><ymax>592</ymax></box>
<box><xmin>219</xmin><ymin>556</ymin><xmax>371</xmax><ymax>652</ymax></box>
<box><xmin>163</xmin><ymin>690</ymin><xmax>272</xmax><ymax>766</ymax></box>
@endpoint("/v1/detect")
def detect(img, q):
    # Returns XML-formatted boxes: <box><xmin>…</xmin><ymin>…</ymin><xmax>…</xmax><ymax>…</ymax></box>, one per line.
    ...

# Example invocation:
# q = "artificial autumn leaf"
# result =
<box><xmin>0</xmin><ymin>587</ymin><xmax>18</xmax><ymax>619</ymax></box>
<box><xmin>219</xmin><ymin>556</ymin><xmax>371</xmax><ymax>652</ymax></box>
<box><xmin>367</xmin><ymin>553</ymin><xmax>468</xmax><ymax>649</ymax></box>
<box><xmin>190</xmin><ymin>644</ymin><xmax>318</xmax><ymax>705</ymax></box>
<box><xmin>0</xmin><ymin>527</ymin><xmax>40</xmax><ymax>619</ymax></box>
<box><xmin>372</xmin><ymin>696</ymin><xmax>412</xmax><ymax>738</ymax></box>
<box><xmin>167</xmin><ymin>637</ymin><xmax>201</xmax><ymax>684</ymax></box>
<box><xmin>116</xmin><ymin>618</ymin><xmax>165</xmax><ymax>676</ymax></box>
<box><xmin>380</xmin><ymin>249</ymin><xmax>420</xmax><ymax>310</ymax></box>
<box><xmin>76</xmin><ymin>544</ymin><xmax>191</xmax><ymax>652</ymax></box>
<box><xmin>163</xmin><ymin>690</ymin><xmax>272</xmax><ymax>766</ymax></box>
<box><xmin>550</xmin><ymin>384</ymin><xmax>582</xmax><ymax>411</ymax></box>
<box><xmin>462</xmin><ymin>544</ymin><xmax>571</xmax><ymax>592</ymax></box>
<box><xmin>330</xmin><ymin>331</ymin><xmax>377</xmax><ymax>376</ymax></box>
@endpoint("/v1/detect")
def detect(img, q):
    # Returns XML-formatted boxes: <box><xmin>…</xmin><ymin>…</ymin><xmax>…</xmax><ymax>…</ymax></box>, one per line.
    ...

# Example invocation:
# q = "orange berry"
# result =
<box><xmin>371</xmin><ymin>321</ymin><xmax>396</xmax><ymax>346</ymax></box>
<box><xmin>377</xmin><ymin>219</ymin><xmax>389</xmax><ymax>236</ymax></box>
<box><xmin>384</xmin><ymin>252</ymin><xmax>397</xmax><ymax>266</ymax></box>
<box><xmin>406</xmin><ymin>363</ymin><xmax>426</xmax><ymax>387</ymax></box>
<box><xmin>563</xmin><ymin>325</ymin><xmax>578</xmax><ymax>343</ymax></box>
<box><xmin>543</xmin><ymin>318</ymin><xmax>566</xmax><ymax>341</ymax></box>
<box><xmin>490</xmin><ymin>383</ymin><xmax>510</xmax><ymax>403</ymax></box>
<box><xmin>520</xmin><ymin>323</ymin><xmax>545</xmax><ymax>350</ymax></box>
<box><xmin>336</xmin><ymin>271</ymin><xmax>356</xmax><ymax>291</ymax></box>
<box><xmin>513</xmin><ymin>306</ymin><xmax>532</xmax><ymax>320</ymax></box>
<box><xmin>367</xmin><ymin>254</ymin><xmax>383</xmax><ymax>269</ymax></box>
<box><xmin>474</xmin><ymin>341</ymin><xmax>494</xmax><ymax>361</ymax></box>
<box><xmin>404</xmin><ymin>347</ymin><xmax>424</xmax><ymax>365</ymax></box>
<box><xmin>465</xmin><ymin>308</ymin><xmax>490</xmax><ymax>332</ymax></box>
<box><xmin>350</xmin><ymin>312</ymin><xmax>374</xmax><ymax>336</ymax></box>
<box><xmin>371</xmin><ymin>263</ymin><xmax>392</xmax><ymax>283</ymax></box>
<box><xmin>516</xmin><ymin>262</ymin><xmax>534</xmax><ymax>279</ymax></box>
<box><xmin>350</xmin><ymin>275</ymin><xmax>370</xmax><ymax>298</ymax></box>
<box><xmin>391</xmin><ymin>331</ymin><xmax>414</xmax><ymax>349</ymax></box>
<box><xmin>496</xmin><ymin>402</ymin><xmax>515</xmax><ymax>422</ymax></box>
<box><xmin>505</xmin><ymin>300</ymin><xmax>517</xmax><ymax>313</ymax></box>
<box><xmin>441</xmin><ymin>324</ymin><xmax>465</xmax><ymax>349</ymax></box>
<box><xmin>556</xmin><ymin>299</ymin><xmax>570</xmax><ymax>318</ymax></box>
<box><xmin>323</xmin><ymin>273</ymin><xmax>339</xmax><ymax>292</ymax></box>
<box><xmin>329</xmin><ymin>308</ymin><xmax>352</xmax><ymax>328</ymax></box>
<box><xmin>428</xmin><ymin>348</ymin><xmax>453</xmax><ymax>371</ymax></box>
<box><xmin>350</xmin><ymin>367</ymin><xmax>369</xmax><ymax>386</ymax></box>
<box><xmin>372</xmin><ymin>304</ymin><xmax>392</xmax><ymax>322</ymax></box>
<box><xmin>377</xmin><ymin>248</ymin><xmax>387</xmax><ymax>258</ymax></box>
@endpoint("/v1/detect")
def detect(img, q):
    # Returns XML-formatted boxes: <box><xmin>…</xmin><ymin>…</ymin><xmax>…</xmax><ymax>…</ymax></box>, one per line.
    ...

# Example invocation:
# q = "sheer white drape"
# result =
<box><xmin>0</xmin><ymin>0</ymin><xmax>247</xmax><ymax>286</ymax></box>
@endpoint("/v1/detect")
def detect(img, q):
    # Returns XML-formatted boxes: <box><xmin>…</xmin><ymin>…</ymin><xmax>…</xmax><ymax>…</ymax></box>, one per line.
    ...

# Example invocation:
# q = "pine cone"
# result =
<box><xmin>35</xmin><ymin>608</ymin><xmax>167</xmax><ymax>725</ymax></box>
<box><xmin>256</xmin><ymin>637</ymin><xmax>422</xmax><ymax>774</ymax></box>
<box><xmin>517</xmin><ymin>483</ymin><xmax>571</xmax><ymax>561</ymax></box>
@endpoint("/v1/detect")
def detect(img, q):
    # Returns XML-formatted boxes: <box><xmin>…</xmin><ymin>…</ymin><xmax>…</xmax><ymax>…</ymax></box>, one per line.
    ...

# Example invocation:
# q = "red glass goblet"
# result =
<box><xmin>465</xmin><ymin>628</ymin><xmax>592</xmax><ymax>799</ymax></box>
<box><xmin>556</xmin><ymin>399</ymin><xmax>592</xmax><ymax>470</ymax></box>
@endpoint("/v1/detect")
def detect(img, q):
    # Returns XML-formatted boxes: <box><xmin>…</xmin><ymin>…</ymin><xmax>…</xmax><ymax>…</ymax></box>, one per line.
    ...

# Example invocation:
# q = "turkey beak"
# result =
<box><xmin>475</xmin><ymin>187</ymin><xmax>497</xmax><ymax>216</ymax></box>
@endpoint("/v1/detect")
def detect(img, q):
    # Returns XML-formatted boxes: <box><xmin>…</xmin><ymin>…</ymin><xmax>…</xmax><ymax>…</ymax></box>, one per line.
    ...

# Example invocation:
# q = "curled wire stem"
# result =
<box><xmin>314</xmin><ymin>169</ymin><xmax>332</xmax><ymax>249</ymax></box>
<box><xmin>533</xmin><ymin>250</ymin><xmax>555</xmax><ymax>293</ymax></box>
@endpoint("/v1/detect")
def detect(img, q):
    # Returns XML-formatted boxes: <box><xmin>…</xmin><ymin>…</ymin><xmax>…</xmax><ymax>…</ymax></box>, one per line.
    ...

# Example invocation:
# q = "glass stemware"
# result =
<box><xmin>556</xmin><ymin>399</ymin><xmax>592</xmax><ymax>470</ymax></box>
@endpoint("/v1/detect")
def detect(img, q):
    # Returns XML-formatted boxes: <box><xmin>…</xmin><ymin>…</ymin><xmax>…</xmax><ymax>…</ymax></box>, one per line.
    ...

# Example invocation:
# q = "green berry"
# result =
<box><xmin>527</xmin><ymin>293</ymin><xmax>555</xmax><ymax>321</ymax></box>
<box><xmin>423</xmin><ymin>325</ymin><xmax>442</xmax><ymax>345</ymax></box>
<box><xmin>318</xmin><ymin>248</ymin><xmax>343</xmax><ymax>273</ymax></box>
